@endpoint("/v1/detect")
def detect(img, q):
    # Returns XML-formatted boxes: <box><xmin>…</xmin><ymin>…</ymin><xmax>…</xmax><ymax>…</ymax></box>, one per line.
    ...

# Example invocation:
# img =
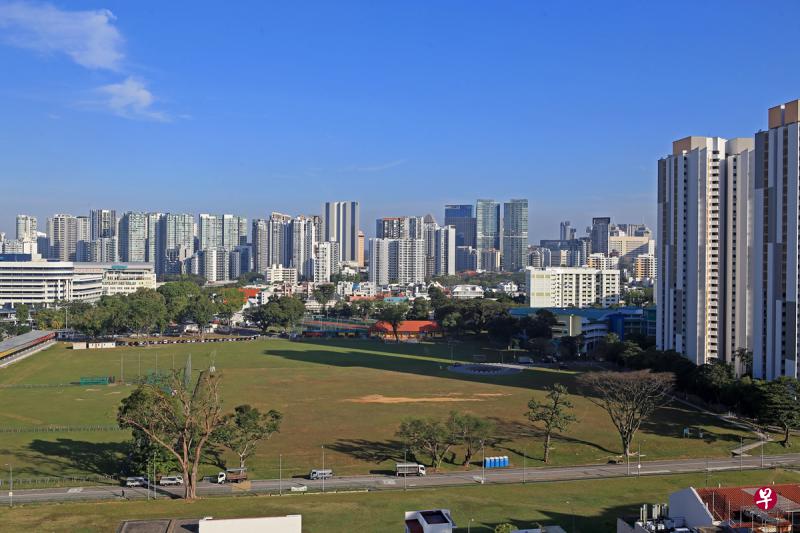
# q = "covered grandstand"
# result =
<box><xmin>0</xmin><ymin>330</ymin><xmax>56</xmax><ymax>367</ymax></box>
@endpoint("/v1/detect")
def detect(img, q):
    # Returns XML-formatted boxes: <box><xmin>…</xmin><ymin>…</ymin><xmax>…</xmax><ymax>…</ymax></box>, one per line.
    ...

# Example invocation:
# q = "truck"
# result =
<box><xmin>216</xmin><ymin>467</ymin><xmax>248</xmax><ymax>484</ymax></box>
<box><xmin>308</xmin><ymin>469</ymin><xmax>333</xmax><ymax>480</ymax></box>
<box><xmin>396</xmin><ymin>462</ymin><xmax>426</xmax><ymax>476</ymax></box>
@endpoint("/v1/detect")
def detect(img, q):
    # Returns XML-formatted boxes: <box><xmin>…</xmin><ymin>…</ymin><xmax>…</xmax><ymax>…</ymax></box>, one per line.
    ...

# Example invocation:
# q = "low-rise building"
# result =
<box><xmin>265</xmin><ymin>264</ymin><xmax>298</xmax><ymax>285</ymax></box>
<box><xmin>451</xmin><ymin>285</ymin><xmax>485</xmax><ymax>299</ymax></box>
<box><xmin>370</xmin><ymin>320</ymin><xmax>442</xmax><ymax>341</ymax></box>
<box><xmin>526</xmin><ymin>267</ymin><xmax>620</xmax><ymax>308</ymax></box>
<box><xmin>74</xmin><ymin>263</ymin><xmax>156</xmax><ymax>296</ymax></box>
<box><xmin>404</xmin><ymin>509</ymin><xmax>456</xmax><ymax>533</ymax></box>
<box><xmin>0</xmin><ymin>255</ymin><xmax>102</xmax><ymax>305</ymax></box>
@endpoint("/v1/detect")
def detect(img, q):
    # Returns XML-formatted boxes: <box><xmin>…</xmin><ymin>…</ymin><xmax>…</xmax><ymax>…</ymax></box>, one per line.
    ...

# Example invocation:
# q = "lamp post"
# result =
<box><xmin>403</xmin><ymin>449</ymin><xmax>407</xmax><ymax>491</ymax></box>
<box><xmin>740</xmin><ymin>436</ymin><xmax>743</xmax><ymax>471</ymax></box>
<box><xmin>322</xmin><ymin>445</ymin><xmax>325</xmax><ymax>494</ymax></box>
<box><xmin>468</xmin><ymin>518</ymin><xmax>475</xmax><ymax>533</ymax></box>
<box><xmin>4</xmin><ymin>464</ymin><xmax>12</xmax><ymax>508</ymax></box>
<box><xmin>279</xmin><ymin>454</ymin><xmax>283</xmax><ymax>496</ymax></box>
<box><xmin>523</xmin><ymin>446</ymin><xmax>526</xmax><ymax>484</ymax></box>
<box><xmin>481</xmin><ymin>440</ymin><xmax>486</xmax><ymax>484</ymax></box>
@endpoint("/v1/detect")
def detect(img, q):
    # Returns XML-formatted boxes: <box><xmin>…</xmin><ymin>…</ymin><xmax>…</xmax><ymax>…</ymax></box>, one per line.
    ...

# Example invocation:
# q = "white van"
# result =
<box><xmin>124</xmin><ymin>476</ymin><xmax>148</xmax><ymax>487</ymax></box>
<box><xmin>309</xmin><ymin>469</ymin><xmax>333</xmax><ymax>480</ymax></box>
<box><xmin>159</xmin><ymin>475</ymin><xmax>184</xmax><ymax>486</ymax></box>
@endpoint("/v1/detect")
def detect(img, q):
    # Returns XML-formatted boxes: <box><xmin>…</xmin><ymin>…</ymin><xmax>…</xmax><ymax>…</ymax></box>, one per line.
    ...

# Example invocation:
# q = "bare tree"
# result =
<box><xmin>527</xmin><ymin>384</ymin><xmax>576</xmax><ymax>463</ymax></box>
<box><xmin>118</xmin><ymin>369</ymin><xmax>224</xmax><ymax>499</ymax></box>
<box><xmin>578</xmin><ymin>370</ymin><xmax>673</xmax><ymax>456</ymax></box>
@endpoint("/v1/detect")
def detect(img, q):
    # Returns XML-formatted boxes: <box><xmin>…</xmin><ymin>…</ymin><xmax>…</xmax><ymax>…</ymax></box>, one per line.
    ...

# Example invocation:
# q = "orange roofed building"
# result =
<box><xmin>369</xmin><ymin>320</ymin><xmax>442</xmax><ymax>341</ymax></box>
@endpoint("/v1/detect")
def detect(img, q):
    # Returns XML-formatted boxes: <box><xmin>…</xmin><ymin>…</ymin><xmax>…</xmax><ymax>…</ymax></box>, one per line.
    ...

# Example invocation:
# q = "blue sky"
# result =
<box><xmin>1</xmin><ymin>1</ymin><xmax>799</xmax><ymax>241</ymax></box>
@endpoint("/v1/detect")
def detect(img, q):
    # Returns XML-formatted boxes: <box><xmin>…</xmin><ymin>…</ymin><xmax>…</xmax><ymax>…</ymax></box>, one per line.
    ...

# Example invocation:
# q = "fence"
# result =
<box><xmin>0</xmin><ymin>474</ymin><xmax>118</xmax><ymax>488</ymax></box>
<box><xmin>0</xmin><ymin>424</ymin><xmax>124</xmax><ymax>434</ymax></box>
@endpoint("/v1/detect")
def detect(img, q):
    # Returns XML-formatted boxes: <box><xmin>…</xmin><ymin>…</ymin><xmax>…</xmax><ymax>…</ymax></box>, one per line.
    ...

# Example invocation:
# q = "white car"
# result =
<box><xmin>124</xmin><ymin>476</ymin><xmax>148</xmax><ymax>487</ymax></box>
<box><xmin>159</xmin><ymin>475</ymin><xmax>184</xmax><ymax>486</ymax></box>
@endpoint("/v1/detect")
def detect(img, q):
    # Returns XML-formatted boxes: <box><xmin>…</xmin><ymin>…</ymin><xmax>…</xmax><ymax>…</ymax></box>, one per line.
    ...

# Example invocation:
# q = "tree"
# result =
<box><xmin>578</xmin><ymin>370</ymin><xmax>674</xmax><ymax>456</ymax></box>
<box><xmin>15</xmin><ymin>304</ymin><xmax>29</xmax><ymax>325</ymax></box>
<box><xmin>244</xmin><ymin>301</ymin><xmax>283</xmax><ymax>333</ymax></box>
<box><xmin>312</xmin><ymin>284</ymin><xmax>336</xmax><ymax>314</ymax></box>
<box><xmin>428</xmin><ymin>286</ymin><xmax>448</xmax><ymax>310</ymax></box>
<box><xmin>495</xmin><ymin>525</ymin><xmax>515</xmax><ymax>533</ymax></box>
<box><xmin>117</xmin><ymin>369</ymin><xmax>224</xmax><ymax>499</ymax></box>
<box><xmin>34</xmin><ymin>307</ymin><xmax>65</xmax><ymax>330</ymax></box>
<box><xmin>378</xmin><ymin>302</ymin><xmax>409</xmax><ymax>342</ymax></box>
<box><xmin>520</xmin><ymin>309</ymin><xmax>557</xmax><ymax>339</ymax></box>
<box><xmin>758</xmin><ymin>377</ymin><xmax>800</xmax><ymax>447</ymax></box>
<box><xmin>158</xmin><ymin>281</ymin><xmax>201</xmax><ymax>322</ymax></box>
<box><xmin>396</xmin><ymin>418</ymin><xmax>456</xmax><ymax>470</ymax></box>
<box><xmin>350</xmin><ymin>299</ymin><xmax>374</xmax><ymax>319</ymax></box>
<box><xmin>214</xmin><ymin>288</ymin><xmax>246</xmax><ymax>326</ymax></box>
<box><xmin>408</xmin><ymin>298</ymin><xmax>431</xmax><ymax>320</ymax></box>
<box><xmin>278</xmin><ymin>296</ymin><xmax>306</xmax><ymax>330</ymax></box>
<box><xmin>73</xmin><ymin>305</ymin><xmax>108</xmax><ymax>339</ymax></box>
<box><xmin>527</xmin><ymin>384</ymin><xmax>576</xmax><ymax>463</ymax></box>
<box><xmin>214</xmin><ymin>404</ymin><xmax>283</xmax><ymax>468</ymax></box>
<box><xmin>486</xmin><ymin>312</ymin><xmax>519</xmax><ymax>346</ymax></box>
<box><xmin>447</xmin><ymin>412</ymin><xmax>494</xmax><ymax>466</ymax></box>
<box><xmin>127</xmin><ymin>289</ymin><xmax>168</xmax><ymax>336</ymax></box>
<box><xmin>734</xmin><ymin>348</ymin><xmax>753</xmax><ymax>378</ymax></box>
<box><xmin>184</xmin><ymin>294</ymin><xmax>217</xmax><ymax>340</ymax></box>
<box><xmin>440</xmin><ymin>311</ymin><xmax>463</xmax><ymax>336</ymax></box>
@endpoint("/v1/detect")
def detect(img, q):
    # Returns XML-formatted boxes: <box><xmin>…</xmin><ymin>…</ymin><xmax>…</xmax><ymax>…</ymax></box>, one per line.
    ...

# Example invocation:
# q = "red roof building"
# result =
<box><xmin>370</xmin><ymin>320</ymin><xmax>442</xmax><ymax>340</ymax></box>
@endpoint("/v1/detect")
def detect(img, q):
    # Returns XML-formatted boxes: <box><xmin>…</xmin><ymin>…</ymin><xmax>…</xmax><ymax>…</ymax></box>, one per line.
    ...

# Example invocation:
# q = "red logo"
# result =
<box><xmin>754</xmin><ymin>486</ymin><xmax>777</xmax><ymax>511</ymax></box>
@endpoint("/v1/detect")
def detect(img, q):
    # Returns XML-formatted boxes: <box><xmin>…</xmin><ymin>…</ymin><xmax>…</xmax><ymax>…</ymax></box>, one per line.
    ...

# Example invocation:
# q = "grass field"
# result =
<box><xmin>0</xmin><ymin>338</ymin><xmax>760</xmax><ymax>483</ymax></box>
<box><xmin>1</xmin><ymin>469</ymin><xmax>798</xmax><ymax>532</ymax></box>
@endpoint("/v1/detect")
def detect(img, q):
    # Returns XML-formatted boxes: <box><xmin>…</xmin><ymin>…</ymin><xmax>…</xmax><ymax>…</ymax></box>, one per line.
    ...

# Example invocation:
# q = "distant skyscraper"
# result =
<box><xmin>119</xmin><ymin>212</ymin><xmax>148</xmax><ymax>262</ymax></box>
<box><xmin>158</xmin><ymin>213</ymin><xmax>194</xmax><ymax>274</ymax></box>
<box><xmin>47</xmin><ymin>214</ymin><xmax>78</xmax><ymax>261</ymax></box>
<box><xmin>251</xmin><ymin>219</ymin><xmax>269</xmax><ymax>274</ymax></box>
<box><xmin>590</xmin><ymin>217</ymin><xmax>611</xmax><ymax>254</ymax></box>
<box><xmin>559</xmin><ymin>221</ymin><xmax>575</xmax><ymax>242</ymax></box>
<box><xmin>290</xmin><ymin>216</ymin><xmax>317</xmax><ymax>279</ymax></box>
<box><xmin>199</xmin><ymin>214</ymin><xmax>222</xmax><ymax>250</ymax></box>
<box><xmin>444</xmin><ymin>204</ymin><xmax>476</xmax><ymax>248</ymax></box>
<box><xmin>90</xmin><ymin>209</ymin><xmax>117</xmax><ymax>240</ymax></box>
<box><xmin>502</xmin><ymin>199</ymin><xmax>528</xmax><ymax>272</ymax></box>
<box><xmin>434</xmin><ymin>225</ymin><xmax>456</xmax><ymax>276</ymax></box>
<box><xmin>145</xmin><ymin>213</ymin><xmax>162</xmax><ymax>263</ymax></box>
<box><xmin>314</xmin><ymin>241</ymin><xmax>340</xmax><ymax>283</ymax></box>
<box><xmin>475</xmin><ymin>199</ymin><xmax>501</xmax><ymax>253</ymax></box>
<box><xmin>15</xmin><ymin>215</ymin><xmax>37</xmax><ymax>241</ymax></box>
<box><xmin>267</xmin><ymin>212</ymin><xmax>292</xmax><ymax>267</ymax></box>
<box><xmin>323</xmin><ymin>201</ymin><xmax>360</xmax><ymax>263</ymax></box>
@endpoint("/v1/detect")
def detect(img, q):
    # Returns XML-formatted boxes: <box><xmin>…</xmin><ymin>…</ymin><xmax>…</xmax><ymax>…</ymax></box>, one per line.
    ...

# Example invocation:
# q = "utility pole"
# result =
<box><xmin>322</xmin><ymin>445</ymin><xmax>325</xmax><ymax>494</ymax></box>
<box><xmin>4</xmin><ymin>464</ymin><xmax>12</xmax><ymax>508</ymax></box>
<box><xmin>403</xmin><ymin>449</ymin><xmax>407</xmax><ymax>491</ymax></box>
<box><xmin>523</xmin><ymin>446</ymin><xmax>526</xmax><ymax>484</ymax></box>
<box><xmin>740</xmin><ymin>436</ymin><xmax>743</xmax><ymax>471</ymax></box>
<box><xmin>481</xmin><ymin>441</ymin><xmax>486</xmax><ymax>484</ymax></box>
<box><xmin>279</xmin><ymin>454</ymin><xmax>282</xmax><ymax>496</ymax></box>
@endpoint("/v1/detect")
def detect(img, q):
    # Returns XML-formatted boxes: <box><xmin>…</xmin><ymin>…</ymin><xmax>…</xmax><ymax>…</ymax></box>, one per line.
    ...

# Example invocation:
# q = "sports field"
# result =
<box><xmin>0</xmin><ymin>338</ymin><xmax>759</xmax><ymax>483</ymax></box>
<box><xmin>0</xmin><ymin>469</ymin><xmax>797</xmax><ymax>532</ymax></box>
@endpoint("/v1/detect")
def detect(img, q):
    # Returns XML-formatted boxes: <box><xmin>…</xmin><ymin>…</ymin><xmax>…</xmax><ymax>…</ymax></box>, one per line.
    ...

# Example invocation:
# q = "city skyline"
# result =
<box><xmin>5</xmin><ymin>2</ymin><xmax>800</xmax><ymax>239</ymax></box>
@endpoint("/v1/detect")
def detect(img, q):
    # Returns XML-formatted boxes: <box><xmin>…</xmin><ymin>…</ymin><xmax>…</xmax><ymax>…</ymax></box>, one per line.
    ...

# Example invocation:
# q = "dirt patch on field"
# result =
<box><xmin>345</xmin><ymin>394</ymin><xmax>485</xmax><ymax>404</ymax></box>
<box><xmin>473</xmin><ymin>393</ymin><xmax>509</xmax><ymax>397</ymax></box>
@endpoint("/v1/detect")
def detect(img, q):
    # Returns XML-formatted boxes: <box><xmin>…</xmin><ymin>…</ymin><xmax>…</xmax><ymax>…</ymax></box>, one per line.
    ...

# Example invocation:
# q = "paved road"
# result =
<box><xmin>1</xmin><ymin>453</ymin><xmax>799</xmax><ymax>505</ymax></box>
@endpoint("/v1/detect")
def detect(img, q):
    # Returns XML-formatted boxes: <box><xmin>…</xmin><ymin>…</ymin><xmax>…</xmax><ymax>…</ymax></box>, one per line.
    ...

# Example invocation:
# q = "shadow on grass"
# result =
<box><xmin>264</xmin><ymin>337</ymin><xmax>577</xmax><ymax>392</ymax></box>
<box><xmin>640</xmin><ymin>402</ymin><xmax>747</xmax><ymax>445</ymax></box>
<box><xmin>489</xmin><ymin>417</ymin><xmax>618</xmax><ymax>458</ymax></box>
<box><xmin>25</xmin><ymin>438</ymin><xmax>128</xmax><ymax>477</ymax></box>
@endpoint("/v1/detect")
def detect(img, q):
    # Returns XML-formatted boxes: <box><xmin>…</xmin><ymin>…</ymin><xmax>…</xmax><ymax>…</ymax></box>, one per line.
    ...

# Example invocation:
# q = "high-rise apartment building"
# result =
<box><xmin>290</xmin><ymin>216</ymin><xmax>317</xmax><ymax>280</ymax></box>
<box><xmin>657</xmin><ymin>136</ymin><xmax>753</xmax><ymax>367</ymax></box>
<box><xmin>251</xmin><ymin>219</ymin><xmax>269</xmax><ymax>274</ymax></box>
<box><xmin>119</xmin><ymin>212</ymin><xmax>148</xmax><ymax>262</ymax></box>
<box><xmin>590</xmin><ymin>217</ymin><xmax>611</xmax><ymax>254</ymax></box>
<box><xmin>47</xmin><ymin>214</ymin><xmax>78</xmax><ymax>261</ymax></box>
<box><xmin>456</xmin><ymin>246</ymin><xmax>479</xmax><ymax>272</ymax></box>
<box><xmin>368</xmin><ymin>238</ymin><xmax>425</xmax><ymax>285</ymax></box>
<box><xmin>434</xmin><ymin>225</ymin><xmax>456</xmax><ymax>276</ymax></box>
<box><xmin>267</xmin><ymin>212</ymin><xmax>292</xmax><ymax>267</ymax></box>
<box><xmin>145</xmin><ymin>213</ymin><xmax>162</xmax><ymax>264</ymax></box>
<box><xmin>752</xmin><ymin>100</ymin><xmax>800</xmax><ymax>380</ymax></box>
<box><xmin>475</xmin><ymin>199</ymin><xmax>501</xmax><ymax>252</ymax></box>
<box><xmin>502</xmin><ymin>199</ymin><xmax>528</xmax><ymax>272</ymax></box>
<box><xmin>375</xmin><ymin>216</ymin><xmax>423</xmax><ymax>240</ymax></box>
<box><xmin>15</xmin><ymin>215</ymin><xmax>37</xmax><ymax>241</ymax></box>
<box><xmin>199</xmin><ymin>214</ymin><xmax>222</xmax><ymax>251</ymax></box>
<box><xmin>90</xmin><ymin>209</ymin><xmax>117</xmax><ymax>240</ymax></box>
<box><xmin>444</xmin><ymin>204</ymin><xmax>476</xmax><ymax>248</ymax></box>
<box><xmin>158</xmin><ymin>213</ymin><xmax>194</xmax><ymax>274</ymax></box>
<box><xmin>323</xmin><ymin>201</ymin><xmax>360</xmax><ymax>263</ymax></box>
<box><xmin>313</xmin><ymin>241</ymin><xmax>340</xmax><ymax>283</ymax></box>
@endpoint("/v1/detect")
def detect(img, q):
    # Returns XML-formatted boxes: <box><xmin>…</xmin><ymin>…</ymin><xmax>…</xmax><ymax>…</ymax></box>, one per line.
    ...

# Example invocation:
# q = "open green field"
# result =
<box><xmin>0</xmin><ymin>338</ymin><xmax>758</xmax><ymax>482</ymax></box>
<box><xmin>1</xmin><ymin>469</ymin><xmax>798</xmax><ymax>532</ymax></box>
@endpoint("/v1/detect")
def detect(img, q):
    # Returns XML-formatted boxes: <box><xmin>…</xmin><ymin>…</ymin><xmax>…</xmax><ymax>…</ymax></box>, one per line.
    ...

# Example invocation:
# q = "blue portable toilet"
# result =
<box><xmin>502</xmin><ymin>456</ymin><xmax>509</xmax><ymax>467</ymax></box>
<box><xmin>484</xmin><ymin>457</ymin><xmax>490</xmax><ymax>468</ymax></box>
<box><xmin>492</xmin><ymin>457</ymin><xmax>499</xmax><ymax>468</ymax></box>
<box><xmin>488</xmin><ymin>457</ymin><xmax>496</xmax><ymax>468</ymax></box>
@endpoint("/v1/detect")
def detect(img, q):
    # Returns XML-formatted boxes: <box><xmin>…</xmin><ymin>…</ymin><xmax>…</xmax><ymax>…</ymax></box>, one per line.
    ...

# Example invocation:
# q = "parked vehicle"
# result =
<box><xmin>309</xmin><ymin>469</ymin><xmax>333</xmax><ymax>480</ymax></box>
<box><xmin>216</xmin><ymin>467</ymin><xmax>248</xmax><ymax>484</ymax></box>
<box><xmin>395</xmin><ymin>462</ymin><xmax>426</xmax><ymax>477</ymax></box>
<box><xmin>159</xmin><ymin>475</ymin><xmax>184</xmax><ymax>486</ymax></box>
<box><xmin>124</xmin><ymin>476</ymin><xmax>148</xmax><ymax>487</ymax></box>
<box><xmin>517</xmin><ymin>356</ymin><xmax>534</xmax><ymax>365</ymax></box>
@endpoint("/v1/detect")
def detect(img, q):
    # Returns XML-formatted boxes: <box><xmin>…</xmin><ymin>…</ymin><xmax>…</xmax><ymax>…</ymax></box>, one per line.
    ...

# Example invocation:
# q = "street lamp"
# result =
<box><xmin>321</xmin><ymin>445</ymin><xmax>325</xmax><ymax>494</ymax></box>
<box><xmin>4</xmin><ymin>464</ymin><xmax>11</xmax><ymax>508</ymax></box>
<box><xmin>481</xmin><ymin>440</ymin><xmax>486</xmax><ymax>484</ymax></box>
<box><xmin>468</xmin><ymin>518</ymin><xmax>475</xmax><ymax>533</ymax></box>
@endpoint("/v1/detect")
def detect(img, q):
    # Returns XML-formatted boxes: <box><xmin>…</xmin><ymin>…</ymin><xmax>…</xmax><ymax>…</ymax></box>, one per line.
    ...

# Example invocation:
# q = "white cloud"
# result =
<box><xmin>95</xmin><ymin>77</ymin><xmax>167</xmax><ymax>121</ymax></box>
<box><xmin>0</xmin><ymin>1</ymin><xmax>124</xmax><ymax>70</ymax></box>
